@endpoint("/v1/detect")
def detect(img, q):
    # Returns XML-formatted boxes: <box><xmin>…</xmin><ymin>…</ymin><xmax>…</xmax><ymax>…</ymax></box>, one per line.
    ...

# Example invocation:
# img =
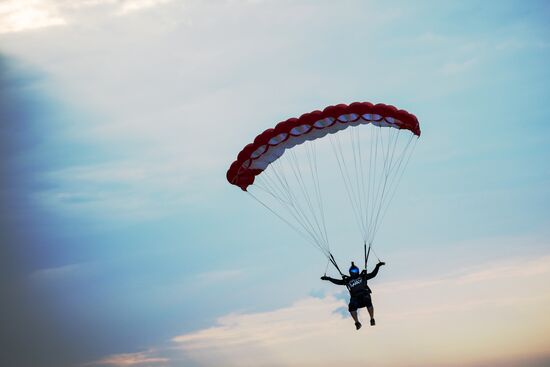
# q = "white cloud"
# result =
<box><xmin>0</xmin><ymin>0</ymin><xmax>178</xmax><ymax>34</ymax></box>
<box><xmin>454</xmin><ymin>257</ymin><xmax>550</xmax><ymax>284</ymax></box>
<box><xmin>90</xmin><ymin>254</ymin><xmax>550</xmax><ymax>367</ymax></box>
<box><xmin>86</xmin><ymin>350</ymin><xmax>169</xmax><ymax>367</ymax></box>
<box><xmin>116</xmin><ymin>0</ymin><xmax>173</xmax><ymax>15</ymax></box>
<box><xmin>0</xmin><ymin>0</ymin><xmax>65</xmax><ymax>34</ymax></box>
<box><xmin>378</xmin><ymin>255</ymin><xmax>550</xmax><ymax>293</ymax></box>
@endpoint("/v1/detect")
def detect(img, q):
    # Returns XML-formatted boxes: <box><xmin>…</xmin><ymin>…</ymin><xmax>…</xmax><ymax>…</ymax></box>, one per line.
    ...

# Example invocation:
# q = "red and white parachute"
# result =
<box><xmin>227</xmin><ymin>102</ymin><xmax>420</xmax><ymax>273</ymax></box>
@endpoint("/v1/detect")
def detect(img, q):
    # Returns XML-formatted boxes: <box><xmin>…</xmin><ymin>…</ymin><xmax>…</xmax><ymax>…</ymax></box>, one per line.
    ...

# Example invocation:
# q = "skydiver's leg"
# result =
<box><xmin>367</xmin><ymin>306</ymin><xmax>374</xmax><ymax>319</ymax></box>
<box><xmin>350</xmin><ymin>311</ymin><xmax>362</xmax><ymax>330</ymax></box>
<box><xmin>366</xmin><ymin>296</ymin><xmax>375</xmax><ymax>326</ymax></box>
<box><xmin>367</xmin><ymin>306</ymin><xmax>375</xmax><ymax>325</ymax></box>
<box><xmin>349</xmin><ymin>299</ymin><xmax>362</xmax><ymax>330</ymax></box>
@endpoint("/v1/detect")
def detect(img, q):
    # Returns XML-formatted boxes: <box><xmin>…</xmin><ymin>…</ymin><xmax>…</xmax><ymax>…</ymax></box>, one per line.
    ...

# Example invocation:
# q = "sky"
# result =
<box><xmin>0</xmin><ymin>0</ymin><xmax>549</xmax><ymax>366</ymax></box>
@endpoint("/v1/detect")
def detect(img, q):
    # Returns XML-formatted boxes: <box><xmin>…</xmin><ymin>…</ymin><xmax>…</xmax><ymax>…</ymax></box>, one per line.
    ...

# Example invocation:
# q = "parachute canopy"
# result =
<box><xmin>227</xmin><ymin>102</ymin><xmax>420</xmax><ymax>191</ymax></box>
<box><xmin>226</xmin><ymin>102</ymin><xmax>420</xmax><ymax>272</ymax></box>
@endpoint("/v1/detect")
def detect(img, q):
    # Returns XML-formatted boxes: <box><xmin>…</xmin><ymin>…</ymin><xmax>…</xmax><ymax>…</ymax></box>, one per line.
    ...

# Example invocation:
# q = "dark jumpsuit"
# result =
<box><xmin>325</xmin><ymin>263</ymin><xmax>382</xmax><ymax>312</ymax></box>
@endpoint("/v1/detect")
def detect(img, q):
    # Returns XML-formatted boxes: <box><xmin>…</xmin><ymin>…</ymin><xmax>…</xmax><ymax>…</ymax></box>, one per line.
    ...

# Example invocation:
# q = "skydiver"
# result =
<box><xmin>321</xmin><ymin>261</ymin><xmax>385</xmax><ymax>330</ymax></box>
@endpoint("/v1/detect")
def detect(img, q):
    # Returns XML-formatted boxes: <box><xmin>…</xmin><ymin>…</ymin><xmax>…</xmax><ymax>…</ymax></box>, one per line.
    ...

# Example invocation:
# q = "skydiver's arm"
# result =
<box><xmin>320</xmin><ymin>276</ymin><xmax>347</xmax><ymax>285</ymax></box>
<box><xmin>366</xmin><ymin>262</ymin><xmax>385</xmax><ymax>280</ymax></box>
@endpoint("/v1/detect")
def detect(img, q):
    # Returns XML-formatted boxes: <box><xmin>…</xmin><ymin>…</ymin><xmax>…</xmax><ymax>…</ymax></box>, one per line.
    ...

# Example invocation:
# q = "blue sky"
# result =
<box><xmin>1</xmin><ymin>1</ymin><xmax>549</xmax><ymax>366</ymax></box>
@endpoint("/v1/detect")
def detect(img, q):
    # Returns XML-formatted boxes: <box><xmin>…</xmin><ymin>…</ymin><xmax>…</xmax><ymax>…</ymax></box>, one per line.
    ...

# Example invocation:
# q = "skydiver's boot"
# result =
<box><xmin>355</xmin><ymin>322</ymin><xmax>362</xmax><ymax>330</ymax></box>
<box><xmin>370</xmin><ymin>318</ymin><xmax>376</xmax><ymax>326</ymax></box>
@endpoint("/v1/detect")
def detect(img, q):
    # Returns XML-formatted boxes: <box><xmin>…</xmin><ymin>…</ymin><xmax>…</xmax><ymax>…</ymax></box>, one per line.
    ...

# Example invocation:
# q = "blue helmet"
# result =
<box><xmin>349</xmin><ymin>262</ymin><xmax>359</xmax><ymax>276</ymax></box>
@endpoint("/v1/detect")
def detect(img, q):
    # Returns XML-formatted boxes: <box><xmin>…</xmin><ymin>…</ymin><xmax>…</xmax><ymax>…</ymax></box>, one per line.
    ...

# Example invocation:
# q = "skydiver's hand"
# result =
<box><xmin>378</xmin><ymin>261</ymin><xmax>386</xmax><ymax>266</ymax></box>
<box><xmin>321</xmin><ymin>276</ymin><xmax>329</xmax><ymax>280</ymax></box>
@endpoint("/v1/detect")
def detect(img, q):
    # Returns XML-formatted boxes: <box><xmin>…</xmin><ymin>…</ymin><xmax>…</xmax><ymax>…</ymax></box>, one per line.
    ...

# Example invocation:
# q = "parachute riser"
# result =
<box><xmin>364</xmin><ymin>242</ymin><xmax>371</xmax><ymax>269</ymax></box>
<box><xmin>329</xmin><ymin>253</ymin><xmax>345</xmax><ymax>278</ymax></box>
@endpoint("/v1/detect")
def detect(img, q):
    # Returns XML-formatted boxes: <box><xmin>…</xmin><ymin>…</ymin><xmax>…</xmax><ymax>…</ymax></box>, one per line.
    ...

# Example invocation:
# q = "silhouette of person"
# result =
<box><xmin>321</xmin><ymin>261</ymin><xmax>385</xmax><ymax>330</ymax></box>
